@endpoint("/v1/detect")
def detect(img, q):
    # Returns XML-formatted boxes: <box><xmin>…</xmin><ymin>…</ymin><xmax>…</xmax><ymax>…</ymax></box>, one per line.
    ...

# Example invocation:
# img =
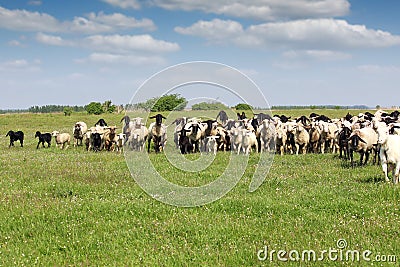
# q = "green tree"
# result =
<box><xmin>151</xmin><ymin>94</ymin><xmax>187</xmax><ymax>112</ymax></box>
<box><xmin>63</xmin><ymin>107</ymin><xmax>73</xmax><ymax>116</ymax></box>
<box><xmin>85</xmin><ymin>102</ymin><xmax>104</xmax><ymax>115</ymax></box>
<box><xmin>234</xmin><ymin>103</ymin><xmax>252</xmax><ymax>110</ymax></box>
<box><xmin>102</xmin><ymin>100</ymin><xmax>116</xmax><ymax>113</ymax></box>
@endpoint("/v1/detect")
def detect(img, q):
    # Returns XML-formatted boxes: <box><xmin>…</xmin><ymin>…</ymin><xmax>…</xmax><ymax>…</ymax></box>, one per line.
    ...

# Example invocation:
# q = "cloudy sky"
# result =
<box><xmin>1</xmin><ymin>0</ymin><xmax>399</xmax><ymax>109</ymax></box>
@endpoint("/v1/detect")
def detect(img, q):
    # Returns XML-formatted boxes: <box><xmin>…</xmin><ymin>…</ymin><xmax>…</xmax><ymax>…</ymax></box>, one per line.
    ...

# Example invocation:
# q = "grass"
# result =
<box><xmin>0</xmin><ymin>110</ymin><xmax>399</xmax><ymax>266</ymax></box>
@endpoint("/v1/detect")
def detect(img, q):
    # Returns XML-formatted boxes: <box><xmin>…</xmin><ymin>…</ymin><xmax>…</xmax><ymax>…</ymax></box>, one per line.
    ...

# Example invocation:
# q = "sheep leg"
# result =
<box><xmin>394</xmin><ymin>163</ymin><xmax>400</xmax><ymax>184</ymax></box>
<box><xmin>359</xmin><ymin>152</ymin><xmax>365</xmax><ymax>166</ymax></box>
<box><xmin>364</xmin><ymin>151</ymin><xmax>370</xmax><ymax>165</ymax></box>
<box><xmin>295</xmin><ymin>144</ymin><xmax>300</xmax><ymax>155</ymax></box>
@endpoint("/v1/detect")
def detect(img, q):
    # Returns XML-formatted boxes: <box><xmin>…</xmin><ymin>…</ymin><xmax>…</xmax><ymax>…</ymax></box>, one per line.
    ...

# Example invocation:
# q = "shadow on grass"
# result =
<box><xmin>356</xmin><ymin>176</ymin><xmax>386</xmax><ymax>184</ymax></box>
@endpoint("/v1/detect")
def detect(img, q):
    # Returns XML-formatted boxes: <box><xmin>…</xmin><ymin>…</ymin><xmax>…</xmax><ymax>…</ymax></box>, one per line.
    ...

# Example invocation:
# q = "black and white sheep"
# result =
<box><xmin>147</xmin><ymin>114</ymin><xmax>167</xmax><ymax>153</ymax></box>
<box><xmin>73</xmin><ymin>121</ymin><xmax>87</xmax><ymax>147</ymax></box>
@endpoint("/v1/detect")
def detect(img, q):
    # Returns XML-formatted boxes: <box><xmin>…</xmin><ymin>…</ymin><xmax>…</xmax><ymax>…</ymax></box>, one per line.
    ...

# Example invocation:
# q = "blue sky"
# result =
<box><xmin>0</xmin><ymin>0</ymin><xmax>399</xmax><ymax>109</ymax></box>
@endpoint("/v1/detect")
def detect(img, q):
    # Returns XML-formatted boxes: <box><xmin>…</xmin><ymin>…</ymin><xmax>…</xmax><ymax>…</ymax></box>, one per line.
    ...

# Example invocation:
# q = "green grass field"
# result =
<box><xmin>0</xmin><ymin>110</ymin><xmax>399</xmax><ymax>266</ymax></box>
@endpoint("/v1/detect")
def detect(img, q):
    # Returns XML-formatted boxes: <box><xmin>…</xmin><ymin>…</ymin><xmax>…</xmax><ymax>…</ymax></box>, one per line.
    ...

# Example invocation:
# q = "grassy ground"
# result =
<box><xmin>0</xmin><ymin>110</ymin><xmax>399</xmax><ymax>266</ymax></box>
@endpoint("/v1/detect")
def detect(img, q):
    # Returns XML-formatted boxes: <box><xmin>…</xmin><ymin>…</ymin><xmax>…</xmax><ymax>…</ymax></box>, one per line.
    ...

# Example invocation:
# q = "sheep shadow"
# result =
<box><xmin>356</xmin><ymin>176</ymin><xmax>386</xmax><ymax>184</ymax></box>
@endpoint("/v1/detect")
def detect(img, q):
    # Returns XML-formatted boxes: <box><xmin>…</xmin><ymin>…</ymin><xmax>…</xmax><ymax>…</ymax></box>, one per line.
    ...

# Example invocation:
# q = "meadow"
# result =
<box><xmin>0</xmin><ymin>109</ymin><xmax>399</xmax><ymax>266</ymax></box>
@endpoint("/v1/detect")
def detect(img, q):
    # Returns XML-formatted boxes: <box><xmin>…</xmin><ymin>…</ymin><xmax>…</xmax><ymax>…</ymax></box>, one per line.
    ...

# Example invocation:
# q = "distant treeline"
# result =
<box><xmin>28</xmin><ymin>105</ymin><xmax>85</xmax><ymax>113</ymax></box>
<box><xmin>271</xmin><ymin>105</ymin><xmax>371</xmax><ymax>110</ymax></box>
<box><xmin>0</xmin><ymin>105</ymin><xmax>85</xmax><ymax>114</ymax></box>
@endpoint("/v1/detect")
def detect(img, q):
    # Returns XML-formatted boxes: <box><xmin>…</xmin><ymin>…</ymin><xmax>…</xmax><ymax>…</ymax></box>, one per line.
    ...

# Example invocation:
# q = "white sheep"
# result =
<box><xmin>274</xmin><ymin>122</ymin><xmax>287</xmax><ymax>156</ymax></box>
<box><xmin>258</xmin><ymin>119</ymin><xmax>275</xmax><ymax>152</ymax></box>
<box><xmin>229</xmin><ymin>127</ymin><xmax>243</xmax><ymax>154</ymax></box>
<box><xmin>240</xmin><ymin>129</ymin><xmax>258</xmax><ymax>155</ymax></box>
<box><xmin>294</xmin><ymin>122</ymin><xmax>309</xmax><ymax>155</ymax></box>
<box><xmin>205</xmin><ymin>136</ymin><xmax>219</xmax><ymax>155</ymax></box>
<box><xmin>375</xmin><ymin>125</ymin><xmax>400</xmax><ymax>183</ymax></box>
<box><xmin>51</xmin><ymin>131</ymin><xmax>71</xmax><ymax>150</ymax></box>
<box><xmin>129</xmin><ymin>126</ymin><xmax>149</xmax><ymax>151</ymax></box>
<box><xmin>320</xmin><ymin>121</ymin><xmax>339</xmax><ymax>154</ymax></box>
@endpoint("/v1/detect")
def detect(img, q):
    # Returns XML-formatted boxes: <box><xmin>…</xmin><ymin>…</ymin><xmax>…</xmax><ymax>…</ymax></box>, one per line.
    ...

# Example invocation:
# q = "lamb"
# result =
<box><xmin>147</xmin><ymin>114</ymin><xmax>167</xmax><ymax>153</ymax></box>
<box><xmin>375</xmin><ymin>125</ymin><xmax>400</xmax><ymax>183</ymax></box>
<box><xmin>51</xmin><ymin>131</ymin><xmax>71</xmax><ymax>150</ymax></box>
<box><xmin>35</xmin><ymin>131</ymin><xmax>52</xmax><ymax>149</ymax></box>
<box><xmin>73</xmin><ymin>121</ymin><xmax>87</xmax><ymax>147</ymax></box>
<box><xmin>239</xmin><ymin>129</ymin><xmax>258</xmax><ymax>155</ymax></box>
<box><xmin>129</xmin><ymin>125</ymin><xmax>148</xmax><ymax>152</ymax></box>
<box><xmin>205</xmin><ymin>136</ymin><xmax>219</xmax><ymax>155</ymax></box>
<box><xmin>348</xmin><ymin>127</ymin><xmax>378</xmax><ymax>166</ymax></box>
<box><xmin>6</xmin><ymin>130</ymin><xmax>24</xmax><ymax>147</ymax></box>
<box><xmin>115</xmin><ymin>133</ymin><xmax>126</xmax><ymax>153</ymax></box>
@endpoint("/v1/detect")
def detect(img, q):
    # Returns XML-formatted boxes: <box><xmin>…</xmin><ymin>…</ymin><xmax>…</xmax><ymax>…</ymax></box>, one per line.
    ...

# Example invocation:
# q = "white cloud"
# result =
<box><xmin>0</xmin><ymin>6</ymin><xmax>61</xmax><ymax>32</ymax></box>
<box><xmin>176</xmin><ymin>19</ymin><xmax>400</xmax><ymax>50</ymax></box>
<box><xmin>283</xmin><ymin>50</ymin><xmax>352</xmax><ymax>61</ymax></box>
<box><xmin>87</xmin><ymin>12</ymin><xmax>156</xmax><ymax>31</ymax></box>
<box><xmin>358</xmin><ymin>65</ymin><xmax>400</xmax><ymax>74</ymax></box>
<box><xmin>0</xmin><ymin>6</ymin><xmax>155</xmax><ymax>34</ymax></box>
<box><xmin>36</xmin><ymin>32</ymin><xmax>71</xmax><ymax>46</ymax></box>
<box><xmin>8</xmin><ymin>40</ymin><xmax>23</xmax><ymax>47</ymax></box>
<box><xmin>0</xmin><ymin>59</ymin><xmax>41</xmax><ymax>72</ymax></box>
<box><xmin>101</xmin><ymin>0</ymin><xmax>141</xmax><ymax>9</ymax></box>
<box><xmin>84</xmin><ymin>34</ymin><xmax>180</xmax><ymax>53</ymax></box>
<box><xmin>77</xmin><ymin>52</ymin><xmax>165</xmax><ymax>65</ymax></box>
<box><xmin>149</xmin><ymin>0</ymin><xmax>350</xmax><ymax>21</ymax></box>
<box><xmin>175</xmin><ymin>19</ymin><xmax>243</xmax><ymax>44</ymax></box>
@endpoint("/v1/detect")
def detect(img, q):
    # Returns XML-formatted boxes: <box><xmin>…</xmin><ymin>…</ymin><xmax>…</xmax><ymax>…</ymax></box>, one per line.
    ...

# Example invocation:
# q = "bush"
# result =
<box><xmin>234</xmin><ymin>103</ymin><xmax>252</xmax><ymax>110</ymax></box>
<box><xmin>85</xmin><ymin>102</ymin><xmax>104</xmax><ymax>115</ymax></box>
<box><xmin>63</xmin><ymin>107</ymin><xmax>73</xmax><ymax>116</ymax></box>
<box><xmin>192</xmin><ymin>102</ymin><xmax>228</xmax><ymax>110</ymax></box>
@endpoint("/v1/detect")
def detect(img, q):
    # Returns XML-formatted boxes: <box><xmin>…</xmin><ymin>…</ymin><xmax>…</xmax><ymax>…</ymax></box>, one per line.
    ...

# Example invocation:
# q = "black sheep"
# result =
<box><xmin>35</xmin><ymin>131</ymin><xmax>51</xmax><ymax>149</ymax></box>
<box><xmin>95</xmin><ymin>119</ymin><xmax>107</xmax><ymax>127</ymax></box>
<box><xmin>92</xmin><ymin>133</ymin><xmax>102</xmax><ymax>152</ymax></box>
<box><xmin>178</xmin><ymin>128</ymin><xmax>192</xmax><ymax>154</ymax></box>
<box><xmin>216</xmin><ymin>110</ymin><xmax>228</xmax><ymax>125</ymax></box>
<box><xmin>6</xmin><ymin>130</ymin><xmax>24</xmax><ymax>147</ymax></box>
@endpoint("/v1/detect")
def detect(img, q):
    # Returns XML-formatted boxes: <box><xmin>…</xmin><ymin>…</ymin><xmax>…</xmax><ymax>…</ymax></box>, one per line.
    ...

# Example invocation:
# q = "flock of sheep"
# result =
<box><xmin>5</xmin><ymin>109</ymin><xmax>400</xmax><ymax>184</ymax></box>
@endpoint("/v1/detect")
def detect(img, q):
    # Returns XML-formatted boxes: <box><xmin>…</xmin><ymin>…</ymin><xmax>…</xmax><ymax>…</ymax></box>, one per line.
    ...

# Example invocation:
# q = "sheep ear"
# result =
<box><xmin>162</xmin><ymin>115</ymin><xmax>167</xmax><ymax>119</ymax></box>
<box><xmin>149</xmin><ymin>116</ymin><xmax>156</xmax><ymax>119</ymax></box>
<box><xmin>359</xmin><ymin>137</ymin><xmax>367</xmax><ymax>144</ymax></box>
